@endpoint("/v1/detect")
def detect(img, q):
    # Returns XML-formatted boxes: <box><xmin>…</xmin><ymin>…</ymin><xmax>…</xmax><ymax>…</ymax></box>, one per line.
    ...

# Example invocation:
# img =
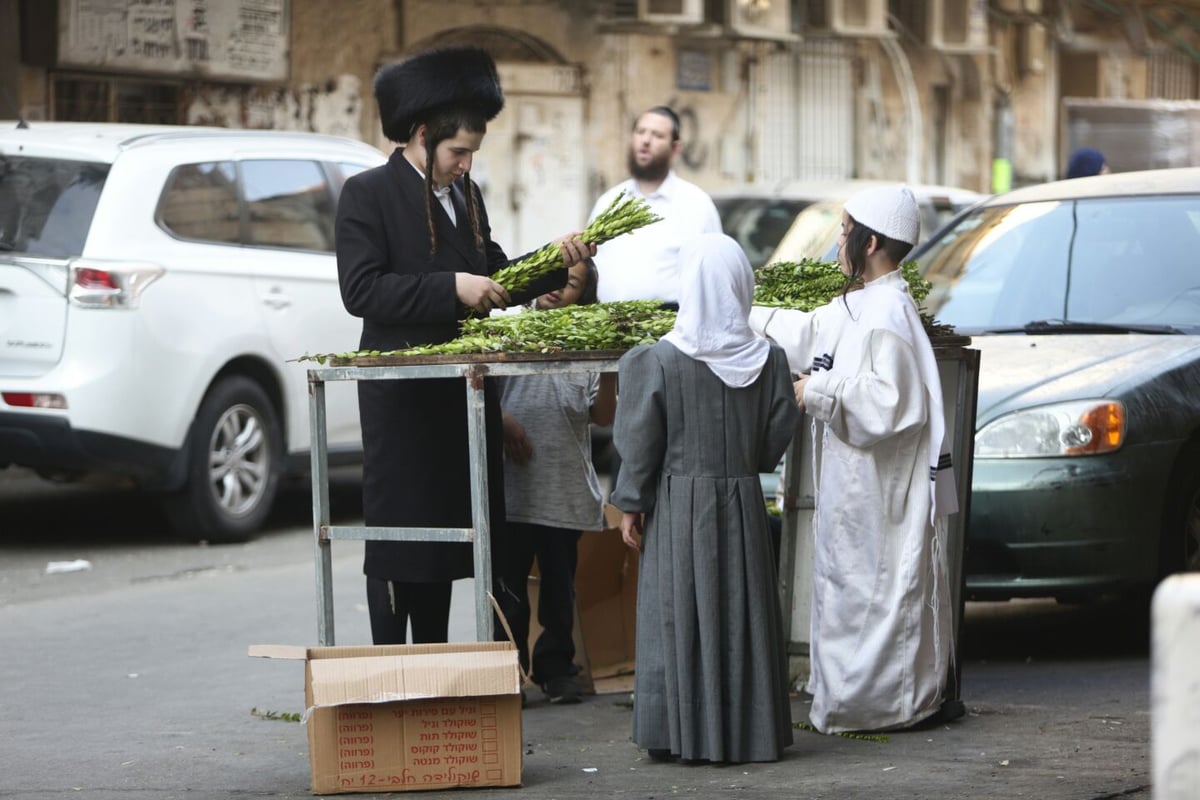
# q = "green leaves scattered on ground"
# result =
<box><xmin>250</xmin><ymin>707</ymin><xmax>302</xmax><ymax>723</ymax></box>
<box><xmin>793</xmin><ymin>720</ymin><xmax>890</xmax><ymax>742</ymax></box>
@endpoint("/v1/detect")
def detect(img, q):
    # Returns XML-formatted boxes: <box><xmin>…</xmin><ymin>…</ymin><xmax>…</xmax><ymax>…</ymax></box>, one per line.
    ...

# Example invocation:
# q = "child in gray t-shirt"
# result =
<box><xmin>496</xmin><ymin>260</ymin><xmax>616</xmax><ymax>704</ymax></box>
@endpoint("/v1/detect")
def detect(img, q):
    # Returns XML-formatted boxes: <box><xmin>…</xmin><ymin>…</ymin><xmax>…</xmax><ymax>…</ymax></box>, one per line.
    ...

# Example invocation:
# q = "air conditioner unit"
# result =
<box><xmin>801</xmin><ymin>0</ymin><xmax>889</xmax><ymax>37</ymax></box>
<box><xmin>926</xmin><ymin>0</ymin><xmax>988</xmax><ymax>51</ymax></box>
<box><xmin>727</xmin><ymin>0</ymin><xmax>795</xmax><ymax>40</ymax></box>
<box><xmin>604</xmin><ymin>0</ymin><xmax>639</xmax><ymax>18</ymax></box>
<box><xmin>595</xmin><ymin>0</ymin><xmax>703</xmax><ymax>22</ymax></box>
<box><xmin>640</xmin><ymin>0</ymin><xmax>704</xmax><ymax>23</ymax></box>
<box><xmin>996</xmin><ymin>0</ymin><xmax>1042</xmax><ymax>12</ymax></box>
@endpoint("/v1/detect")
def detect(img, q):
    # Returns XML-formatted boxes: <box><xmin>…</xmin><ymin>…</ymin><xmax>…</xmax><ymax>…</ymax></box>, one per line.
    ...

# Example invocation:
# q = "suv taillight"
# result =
<box><xmin>69</xmin><ymin>260</ymin><xmax>164</xmax><ymax>309</ymax></box>
<box><xmin>2</xmin><ymin>392</ymin><xmax>68</xmax><ymax>409</ymax></box>
<box><xmin>74</xmin><ymin>268</ymin><xmax>120</xmax><ymax>291</ymax></box>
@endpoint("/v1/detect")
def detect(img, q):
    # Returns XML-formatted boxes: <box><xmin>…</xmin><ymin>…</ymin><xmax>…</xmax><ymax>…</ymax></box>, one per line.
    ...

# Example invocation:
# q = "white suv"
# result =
<box><xmin>0</xmin><ymin>122</ymin><xmax>385</xmax><ymax>542</ymax></box>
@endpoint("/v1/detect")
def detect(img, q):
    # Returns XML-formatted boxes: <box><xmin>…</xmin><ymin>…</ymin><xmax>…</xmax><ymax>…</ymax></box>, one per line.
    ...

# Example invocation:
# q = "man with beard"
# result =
<box><xmin>589</xmin><ymin>106</ymin><xmax>722</xmax><ymax>307</ymax></box>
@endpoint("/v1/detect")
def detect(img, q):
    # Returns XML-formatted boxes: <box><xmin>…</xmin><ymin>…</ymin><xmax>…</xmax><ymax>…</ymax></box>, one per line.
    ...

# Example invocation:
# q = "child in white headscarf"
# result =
<box><xmin>749</xmin><ymin>184</ymin><xmax>957</xmax><ymax>734</ymax></box>
<box><xmin>611</xmin><ymin>232</ymin><xmax>800</xmax><ymax>763</ymax></box>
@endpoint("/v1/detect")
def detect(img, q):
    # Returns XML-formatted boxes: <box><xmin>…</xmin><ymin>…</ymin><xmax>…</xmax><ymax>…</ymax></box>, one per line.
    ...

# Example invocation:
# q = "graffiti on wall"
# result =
<box><xmin>185</xmin><ymin>74</ymin><xmax>362</xmax><ymax>138</ymax></box>
<box><xmin>674</xmin><ymin>105</ymin><xmax>710</xmax><ymax>172</ymax></box>
<box><xmin>60</xmin><ymin>0</ymin><xmax>289</xmax><ymax>82</ymax></box>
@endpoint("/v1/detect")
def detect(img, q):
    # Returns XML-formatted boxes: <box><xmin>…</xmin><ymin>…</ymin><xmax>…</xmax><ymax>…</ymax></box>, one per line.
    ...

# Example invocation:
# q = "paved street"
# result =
<box><xmin>0</xmin><ymin>469</ymin><xmax>1151</xmax><ymax>799</ymax></box>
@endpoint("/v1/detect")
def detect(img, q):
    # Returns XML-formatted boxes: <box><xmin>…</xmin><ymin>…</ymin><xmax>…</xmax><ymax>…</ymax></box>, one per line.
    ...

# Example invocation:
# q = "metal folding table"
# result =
<box><xmin>306</xmin><ymin>352</ymin><xmax>622</xmax><ymax>646</ymax></box>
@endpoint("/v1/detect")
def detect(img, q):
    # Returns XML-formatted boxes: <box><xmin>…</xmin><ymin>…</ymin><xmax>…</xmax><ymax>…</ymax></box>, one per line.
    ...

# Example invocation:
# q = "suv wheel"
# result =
<box><xmin>164</xmin><ymin>376</ymin><xmax>282</xmax><ymax>543</ymax></box>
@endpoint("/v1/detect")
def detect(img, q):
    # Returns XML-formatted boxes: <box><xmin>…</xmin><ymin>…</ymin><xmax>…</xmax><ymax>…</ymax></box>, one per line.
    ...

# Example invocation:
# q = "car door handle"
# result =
<box><xmin>262</xmin><ymin>290</ymin><xmax>292</xmax><ymax>310</ymax></box>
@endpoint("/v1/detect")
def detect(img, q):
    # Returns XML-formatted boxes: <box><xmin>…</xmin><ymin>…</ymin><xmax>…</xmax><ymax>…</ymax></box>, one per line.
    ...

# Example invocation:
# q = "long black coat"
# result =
<box><xmin>336</xmin><ymin>149</ymin><xmax>564</xmax><ymax>582</ymax></box>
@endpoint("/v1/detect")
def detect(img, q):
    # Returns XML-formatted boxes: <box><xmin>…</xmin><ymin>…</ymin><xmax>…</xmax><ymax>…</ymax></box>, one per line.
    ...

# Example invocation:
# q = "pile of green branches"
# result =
<box><xmin>753</xmin><ymin>259</ymin><xmax>860</xmax><ymax>311</ymax></box>
<box><xmin>753</xmin><ymin>259</ymin><xmax>953</xmax><ymax>337</ymax></box>
<box><xmin>298</xmin><ymin>300</ymin><xmax>676</xmax><ymax>364</ymax></box>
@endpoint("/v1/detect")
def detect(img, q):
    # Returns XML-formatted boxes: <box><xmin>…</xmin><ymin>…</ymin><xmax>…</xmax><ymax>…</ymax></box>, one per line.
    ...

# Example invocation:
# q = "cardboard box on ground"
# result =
<box><xmin>250</xmin><ymin>642</ymin><xmax>522</xmax><ymax>795</ymax></box>
<box><xmin>247</xmin><ymin>507</ymin><xmax>635</xmax><ymax>794</ymax></box>
<box><xmin>526</xmin><ymin>504</ymin><xmax>638</xmax><ymax>694</ymax></box>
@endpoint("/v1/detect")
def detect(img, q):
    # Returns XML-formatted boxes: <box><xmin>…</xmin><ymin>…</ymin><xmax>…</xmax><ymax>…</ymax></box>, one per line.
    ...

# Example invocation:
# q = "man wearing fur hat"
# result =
<box><xmin>749</xmin><ymin>185</ymin><xmax>957</xmax><ymax>733</ymax></box>
<box><xmin>336</xmin><ymin>45</ymin><xmax>594</xmax><ymax>645</ymax></box>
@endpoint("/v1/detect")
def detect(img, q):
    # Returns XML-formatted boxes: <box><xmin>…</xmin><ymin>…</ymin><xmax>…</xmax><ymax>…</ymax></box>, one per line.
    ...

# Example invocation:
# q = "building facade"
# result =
<box><xmin>3</xmin><ymin>0</ymin><xmax>1197</xmax><ymax>251</ymax></box>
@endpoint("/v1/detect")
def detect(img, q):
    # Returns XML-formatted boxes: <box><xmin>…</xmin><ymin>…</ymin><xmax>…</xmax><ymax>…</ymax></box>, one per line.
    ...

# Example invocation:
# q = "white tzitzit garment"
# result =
<box><xmin>662</xmin><ymin>233</ymin><xmax>771</xmax><ymax>388</ymax></box>
<box><xmin>800</xmin><ymin>270</ymin><xmax>957</xmax><ymax>733</ymax></box>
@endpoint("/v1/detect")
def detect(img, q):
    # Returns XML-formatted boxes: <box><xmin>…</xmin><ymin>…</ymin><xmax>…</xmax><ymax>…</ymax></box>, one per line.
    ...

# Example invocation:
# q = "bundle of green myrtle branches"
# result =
<box><xmin>753</xmin><ymin>259</ymin><xmax>954</xmax><ymax>337</ymax></box>
<box><xmin>752</xmin><ymin>259</ymin><xmax>860</xmax><ymax>311</ymax></box>
<box><xmin>490</xmin><ymin>193</ymin><xmax>663</xmax><ymax>293</ymax></box>
<box><xmin>297</xmin><ymin>300</ymin><xmax>677</xmax><ymax>364</ymax></box>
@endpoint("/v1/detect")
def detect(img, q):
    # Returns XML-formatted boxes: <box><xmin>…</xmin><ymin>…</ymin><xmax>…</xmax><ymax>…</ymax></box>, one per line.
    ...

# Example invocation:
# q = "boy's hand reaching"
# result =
<box><xmin>555</xmin><ymin>233</ymin><xmax>596</xmax><ymax>268</ymax></box>
<box><xmin>620</xmin><ymin>512</ymin><xmax>643</xmax><ymax>552</ymax></box>
<box><xmin>793</xmin><ymin>374</ymin><xmax>809</xmax><ymax>413</ymax></box>
<box><xmin>501</xmin><ymin>413</ymin><xmax>533</xmax><ymax>465</ymax></box>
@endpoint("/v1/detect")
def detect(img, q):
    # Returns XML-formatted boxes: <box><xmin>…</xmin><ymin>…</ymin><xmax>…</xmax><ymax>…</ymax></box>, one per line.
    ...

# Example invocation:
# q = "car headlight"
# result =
<box><xmin>975</xmin><ymin>399</ymin><xmax>1125</xmax><ymax>458</ymax></box>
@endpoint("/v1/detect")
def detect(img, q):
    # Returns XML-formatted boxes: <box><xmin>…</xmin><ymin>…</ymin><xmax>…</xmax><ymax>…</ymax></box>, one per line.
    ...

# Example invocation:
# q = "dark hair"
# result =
<box><xmin>636</xmin><ymin>106</ymin><xmax>681</xmax><ymax>142</ymax></box>
<box><xmin>841</xmin><ymin>215</ymin><xmax>914</xmax><ymax>302</ymax></box>
<box><xmin>418</xmin><ymin>104</ymin><xmax>489</xmax><ymax>257</ymax></box>
<box><xmin>527</xmin><ymin>259</ymin><xmax>598</xmax><ymax>310</ymax></box>
<box><xmin>577</xmin><ymin>259</ymin><xmax>599</xmax><ymax>306</ymax></box>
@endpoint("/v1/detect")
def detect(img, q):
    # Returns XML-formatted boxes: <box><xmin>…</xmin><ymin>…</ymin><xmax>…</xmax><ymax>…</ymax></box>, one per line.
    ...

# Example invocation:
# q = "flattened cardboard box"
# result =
<box><xmin>251</xmin><ymin>641</ymin><xmax>521</xmax><ymax>795</ymax></box>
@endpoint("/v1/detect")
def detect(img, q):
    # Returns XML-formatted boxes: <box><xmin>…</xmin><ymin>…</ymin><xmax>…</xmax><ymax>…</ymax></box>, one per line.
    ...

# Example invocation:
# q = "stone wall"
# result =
<box><xmin>183</xmin><ymin>0</ymin><xmax>395</xmax><ymax>141</ymax></box>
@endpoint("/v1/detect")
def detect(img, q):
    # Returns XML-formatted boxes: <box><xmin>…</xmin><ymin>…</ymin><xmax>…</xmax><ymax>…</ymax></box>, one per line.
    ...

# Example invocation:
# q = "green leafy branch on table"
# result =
<box><xmin>294</xmin><ymin>260</ymin><xmax>954</xmax><ymax>365</ymax></box>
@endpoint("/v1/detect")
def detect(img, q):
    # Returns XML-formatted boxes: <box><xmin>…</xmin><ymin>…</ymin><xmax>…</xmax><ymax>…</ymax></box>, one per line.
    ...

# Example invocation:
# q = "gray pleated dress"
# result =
<box><xmin>610</xmin><ymin>340</ymin><xmax>800</xmax><ymax>763</ymax></box>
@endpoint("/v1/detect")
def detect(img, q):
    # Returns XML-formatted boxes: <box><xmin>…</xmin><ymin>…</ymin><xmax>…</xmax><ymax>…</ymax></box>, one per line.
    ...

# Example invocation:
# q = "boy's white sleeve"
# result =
<box><xmin>803</xmin><ymin>328</ymin><xmax>928</xmax><ymax>449</ymax></box>
<box><xmin>749</xmin><ymin>305</ymin><xmax>819</xmax><ymax>375</ymax></box>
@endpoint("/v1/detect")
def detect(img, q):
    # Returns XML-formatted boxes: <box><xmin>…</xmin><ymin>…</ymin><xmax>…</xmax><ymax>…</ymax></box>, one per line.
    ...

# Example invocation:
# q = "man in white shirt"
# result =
<box><xmin>589</xmin><ymin>107</ymin><xmax>722</xmax><ymax>306</ymax></box>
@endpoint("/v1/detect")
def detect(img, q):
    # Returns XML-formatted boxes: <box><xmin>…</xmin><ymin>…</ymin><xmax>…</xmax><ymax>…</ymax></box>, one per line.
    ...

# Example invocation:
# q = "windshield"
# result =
<box><xmin>715</xmin><ymin>196</ymin><xmax>810</xmax><ymax>269</ymax></box>
<box><xmin>915</xmin><ymin>195</ymin><xmax>1200</xmax><ymax>334</ymax></box>
<box><xmin>0</xmin><ymin>156</ymin><xmax>110</xmax><ymax>257</ymax></box>
<box><xmin>776</xmin><ymin>195</ymin><xmax>983</xmax><ymax>264</ymax></box>
<box><xmin>773</xmin><ymin>199</ymin><xmax>843</xmax><ymax>265</ymax></box>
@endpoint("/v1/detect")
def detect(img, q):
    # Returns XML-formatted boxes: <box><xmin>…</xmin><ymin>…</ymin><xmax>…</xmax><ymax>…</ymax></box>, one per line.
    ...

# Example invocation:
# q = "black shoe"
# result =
<box><xmin>541</xmin><ymin>675</ymin><xmax>583</xmax><ymax>704</ymax></box>
<box><xmin>647</xmin><ymin>748</ymin><xmax>674</xmax><ymax>762</ymax></box>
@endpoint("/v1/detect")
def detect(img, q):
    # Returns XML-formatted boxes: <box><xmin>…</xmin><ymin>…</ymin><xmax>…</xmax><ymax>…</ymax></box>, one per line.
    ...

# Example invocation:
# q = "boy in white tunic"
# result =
<box><xmin>748</xmin><ymin>185</ymin><xmax>957</xmax><ymax>733</ymax></box>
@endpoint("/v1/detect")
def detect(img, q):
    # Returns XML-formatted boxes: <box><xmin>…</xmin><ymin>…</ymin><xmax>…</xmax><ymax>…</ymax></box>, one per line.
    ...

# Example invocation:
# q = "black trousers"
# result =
<box><xmin>366</xmin><ymin>577</ymin><xmax>453</xmax><ymax>644</ymax></box>
<box><xmin>495</xmin><ymin>521</ymin><xmax>580</xmax><ymax>684</ymax></box>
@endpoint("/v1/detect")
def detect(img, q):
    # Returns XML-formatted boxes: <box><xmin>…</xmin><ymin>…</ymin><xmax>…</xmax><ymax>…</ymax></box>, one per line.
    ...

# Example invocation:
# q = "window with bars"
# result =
<box><xmin>52</xmin><ymin>75</ymin><xmax>181</xmax><ymax>124</ymax></box>
<box><xmin>1148</xmin><ymin>52</ymin><xmax>1198</xmax><ymax>100</ymax></box>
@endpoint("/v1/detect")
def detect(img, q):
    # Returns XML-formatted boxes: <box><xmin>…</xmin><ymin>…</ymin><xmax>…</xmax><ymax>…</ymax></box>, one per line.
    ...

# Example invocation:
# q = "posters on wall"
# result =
<box><xmin>60</xmin><ymin>0</ymin><xmax>289</xmax><ymax>82</ymax></box>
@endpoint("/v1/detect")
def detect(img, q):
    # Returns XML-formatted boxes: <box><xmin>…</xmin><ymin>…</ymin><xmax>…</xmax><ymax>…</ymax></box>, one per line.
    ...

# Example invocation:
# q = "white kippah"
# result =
<box><xmin>843</xmin><ymin>184</ymin><xmax>921</xmax><ymax>245</ymax></box>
